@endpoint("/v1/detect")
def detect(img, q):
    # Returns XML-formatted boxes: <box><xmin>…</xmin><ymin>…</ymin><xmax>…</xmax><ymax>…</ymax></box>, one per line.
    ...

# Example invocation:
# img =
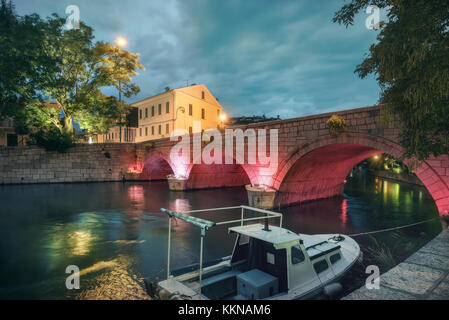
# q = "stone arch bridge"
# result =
<box><xmin>130</xmin><ymin>105</ymin><xmax>449</xmax><ymax>217</ymax></box>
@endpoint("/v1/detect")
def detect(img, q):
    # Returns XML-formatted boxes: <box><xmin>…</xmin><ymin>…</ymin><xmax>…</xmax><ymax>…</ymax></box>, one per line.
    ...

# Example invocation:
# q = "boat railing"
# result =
<box><xmin>181</xmin><ymin>205</ymin><xmax>283</xmax><ymax>228</ymax></box>
<box><xmin>160</xmin><ymin>205</ymin><xmax>283</xmax><ymax>300</ymax></box>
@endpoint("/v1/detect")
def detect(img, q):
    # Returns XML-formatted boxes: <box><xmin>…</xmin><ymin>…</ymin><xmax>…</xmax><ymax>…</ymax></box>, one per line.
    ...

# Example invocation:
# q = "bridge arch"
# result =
<box><xmin>184</xmin><ymin>150</ymin><xmax>257</xmax><ymax>189</ymax></box>
<box><xmin>273</xmin><ymin>133</ymin><xmax>449</xmax><ymax>216</ymax></box>
<box><xmin>141</xmin><ymin>151</ymin><xmax>175</xmax><ymax>180</ymax></box>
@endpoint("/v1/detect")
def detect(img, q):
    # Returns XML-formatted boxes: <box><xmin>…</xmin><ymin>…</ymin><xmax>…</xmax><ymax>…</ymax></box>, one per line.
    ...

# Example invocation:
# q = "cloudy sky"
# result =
<box><xmin>14</xmin><ymin>0</ymin><xmax>383</xmax><ymax>119</ymax></box>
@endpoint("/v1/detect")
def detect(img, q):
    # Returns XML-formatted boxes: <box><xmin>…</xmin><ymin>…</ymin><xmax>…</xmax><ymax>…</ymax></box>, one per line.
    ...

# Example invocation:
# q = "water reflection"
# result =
<box><xmin>0</xmin><ymin>176</ymin><xmax>441</xmax><ymax>299</ymax></box>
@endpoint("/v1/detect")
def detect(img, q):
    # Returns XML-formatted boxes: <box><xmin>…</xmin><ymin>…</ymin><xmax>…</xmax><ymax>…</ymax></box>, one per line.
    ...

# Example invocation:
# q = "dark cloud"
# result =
<box><xmin>13</xmin><ymin>0</ymin><xmax>381</xmax><ymax>118</ymax></box>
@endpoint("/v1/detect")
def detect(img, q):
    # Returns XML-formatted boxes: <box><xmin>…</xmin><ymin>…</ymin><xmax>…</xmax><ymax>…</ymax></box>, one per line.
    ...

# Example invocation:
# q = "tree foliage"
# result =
<box><xmin>0</xmin><ymin>0</ymin><xmax>145</xmax><ymax>151</ymax></box>
<box><xmin>334</xmin><ymin>0</ymin><xmax>449</xmax><ymax>160</ymax></box>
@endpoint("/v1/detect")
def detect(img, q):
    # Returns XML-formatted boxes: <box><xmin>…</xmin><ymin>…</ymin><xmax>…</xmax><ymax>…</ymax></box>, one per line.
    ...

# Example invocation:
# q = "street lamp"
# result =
<box><xmin>219</xmin><ymin>113</ymin><xmax>227</xmax><ymax>129</ymax></box>
<box><xmin>114</xmin><ymin>36</ymin><xmax>127</xmax><ymax>142</ymax></box>
<box><xmin>115</xmin><ymin>36</ymin><xmax>127</xmax><ymax>48</ymax></box>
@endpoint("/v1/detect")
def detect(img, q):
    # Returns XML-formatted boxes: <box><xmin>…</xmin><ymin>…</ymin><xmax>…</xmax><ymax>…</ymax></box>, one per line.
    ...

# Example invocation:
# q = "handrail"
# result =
<box><xmin>180</xmin><ymin>205</ymin><xmax>283</xmax><ymax>229</ymax></box>
<box><xmin>160</xmin><ymin>205</ymin><xmax>284</xmax><ymax>300</ymax></box>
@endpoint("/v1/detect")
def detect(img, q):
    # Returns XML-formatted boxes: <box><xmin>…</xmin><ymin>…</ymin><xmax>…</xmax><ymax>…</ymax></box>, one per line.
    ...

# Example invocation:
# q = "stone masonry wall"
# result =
<box><xmin>0</xmin><ymin>144</ymin><xmax>138</xmax><ymax>184</ymax></box>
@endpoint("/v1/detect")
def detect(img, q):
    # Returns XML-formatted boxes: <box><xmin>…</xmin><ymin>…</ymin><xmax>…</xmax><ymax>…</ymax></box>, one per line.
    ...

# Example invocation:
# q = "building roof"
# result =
<box><xmin>130</xmin><ymin>84</ymin><xmax>222</xmax><ymax>109</ymax></box>
<box><xmin>229</xmin><ymin>224</ymin><xmax>301</xmax><ymax>249</ymax></box>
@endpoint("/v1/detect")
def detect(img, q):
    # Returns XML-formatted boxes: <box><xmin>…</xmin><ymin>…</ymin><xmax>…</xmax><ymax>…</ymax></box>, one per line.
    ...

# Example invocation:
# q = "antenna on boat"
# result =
<box><xmin>263</xmin><ymin>217</ymin><xmax>271</xmax><ymax>232</ymax></box>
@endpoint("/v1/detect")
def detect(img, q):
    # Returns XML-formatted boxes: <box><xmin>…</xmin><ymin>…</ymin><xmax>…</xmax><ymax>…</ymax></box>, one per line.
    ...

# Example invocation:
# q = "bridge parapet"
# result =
<box><xmin>132</xmin><ymin>105</ymin><xmax>448</xmax><ymax>216</ymax></box>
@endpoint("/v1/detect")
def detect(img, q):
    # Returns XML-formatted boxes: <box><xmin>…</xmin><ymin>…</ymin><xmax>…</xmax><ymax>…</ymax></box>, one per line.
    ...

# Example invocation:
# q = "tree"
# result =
<box><xmin>0</xmin><ymin>1</ymin><xmax>54</xmax><ymax>125</ymax></box>
<box><xmin>37</xmin><ymin>15</ymin><xmax>144</xmax><ymax>136</ymax></box>
<box><xmin>333</xmin><ymin>0</ymin><xmax>449</xmax><ymax>160</ymax></box>
<box><xmin>0</xmin><ymin>1</ymin><xmax>144</xmax><ymax>150</ymax></box>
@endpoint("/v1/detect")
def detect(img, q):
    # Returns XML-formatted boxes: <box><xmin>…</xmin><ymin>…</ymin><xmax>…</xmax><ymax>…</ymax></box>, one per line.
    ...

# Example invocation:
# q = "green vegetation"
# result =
<box><xmin>334</xmin><ymin>0</ymin><xmax>449</xmax><ymax>160</ymax></box>
<box><xmin>368</xmin><ymin>154</ymin><xmax>412</xmax><ymax>174</ymax></box>
<box><xmin>0</xmin><ymin>0</ymin><xmax>144</xmax><ymax>152</ymax></box>
<box><xmin>326</xmin><ymin>115</ymin><xmax>346</xmax><ymax>136</ymax></box>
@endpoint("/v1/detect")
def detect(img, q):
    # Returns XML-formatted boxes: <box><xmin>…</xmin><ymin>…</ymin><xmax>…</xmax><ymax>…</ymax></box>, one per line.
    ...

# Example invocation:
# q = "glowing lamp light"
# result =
<box><xmin>220</xmin><ymin>113</ymin><xmax>227</xmax><ymax>122</ymax></box>
<box><xmin>115</xmin><ymin>36</ymin><xmax>127</xmax><ymax>48</ymax></box>
<box><xmin>373</xmin><ymin>155</ymin><xmax>379</xmax><ymax>160</ymax></box>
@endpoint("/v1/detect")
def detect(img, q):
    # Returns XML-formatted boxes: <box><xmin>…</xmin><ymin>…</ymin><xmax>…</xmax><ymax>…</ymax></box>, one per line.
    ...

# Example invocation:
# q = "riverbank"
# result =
<box><xmin>368</xmin><ymin>169</ymin><xmax>424</xmax><ymax>187</ymax></box>
<box><xmin>343</xmin><ymin>226</ymin><xmax>449</xmax><ymax>300</ymax></box>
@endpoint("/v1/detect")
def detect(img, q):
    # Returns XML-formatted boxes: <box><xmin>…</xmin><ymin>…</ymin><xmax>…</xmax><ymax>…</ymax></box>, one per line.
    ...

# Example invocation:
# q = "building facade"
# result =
<box><xmin>132</xmin><ymin>84</ymin><xmax>224</xmax><ymax>143</ymax></box>
<box><xmin>96</xmin><ymin>107</ymin><xmax>139</xmax><ymax>143</ymax></box>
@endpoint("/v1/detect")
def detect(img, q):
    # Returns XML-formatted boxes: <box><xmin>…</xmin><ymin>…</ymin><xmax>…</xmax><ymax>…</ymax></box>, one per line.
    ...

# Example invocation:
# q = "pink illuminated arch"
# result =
<box><xmin>273</xmin><ymin>133</ymin><xmax>449</xmax><ymax>216</ymax></box>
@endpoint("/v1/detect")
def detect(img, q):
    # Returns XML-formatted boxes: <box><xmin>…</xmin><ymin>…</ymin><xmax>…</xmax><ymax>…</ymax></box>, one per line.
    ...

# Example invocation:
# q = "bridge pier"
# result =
<box><xmin>167</xmin><ymin>176</ymin><xmax>188</xmax><ymax>191</ymax></box>
<box><xmin>245</xmin><ymin>185</ymin><xmax>277</xmax><ymax>209</ymax></box>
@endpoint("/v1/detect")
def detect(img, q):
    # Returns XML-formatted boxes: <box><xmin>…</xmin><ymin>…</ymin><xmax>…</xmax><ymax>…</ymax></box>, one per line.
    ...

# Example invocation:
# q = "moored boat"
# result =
<box><xmin>149</xmin><ymin>205</ymin><xmax>361</xmax><ymax>300</ymax></box>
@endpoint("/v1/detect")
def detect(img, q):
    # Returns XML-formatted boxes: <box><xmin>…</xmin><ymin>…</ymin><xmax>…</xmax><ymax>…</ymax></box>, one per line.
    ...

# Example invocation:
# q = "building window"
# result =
<box><xmin>152</xmin><ymin>126</ymin><xmax>154</xmax><ymax>135</ymax></box>
<box><xmin>139</xmin><ymin>109</ymin><xmax>142</xmax><ymax>119</ymax></box>
<box><xmin>145</xmin><ymin>107</ymin><xmax>148</xmax><ymax>118</ymax></box>
<box><xmin>189</xmin><ymin>127</ymin><xmax>193</xmax><ymax>135</ymax></box>
<box><xmin>112</xmin><ymin>133</ymin><xmax>114</xmax><ymax>140</ymax></box>
<box><xmin>202</xmin><ymin>91</ymin><xmax>205</xmax><ymax>99</ymax></box>
<box><xmin>139</xmin><ymin>128</ymin><xmax>142</xmax><ymax>136</ymax></box>
<box><xmin>158</xmin><ymin>125</ymin><xmax>161</xmax><ymax>135</ymax></box>
<box><xmin>151</xmin><ymin>106</ymin><xmax>155</xmax><ymax>117</ymax></box>
<box><xmin>158</xmin><ymin>104</ymin><xmax>161</xmax><ymax>115</ymax></box>
<box><xmin>201</xmin><ymin>108</ymin><xmax>205</xmax><ymax>120</ymax></box>
<box><xmin>189</xmin><ymin>104</ymin><xmax>193</xmax><ymax>116</ymax></box>
<box><xmin>145</xmin><ymin>127</ymin><xmax>148</xmax><ymax>136</ymax></box>
<box><xmin>166</xmin><ymin>123</ymin><xmax>169</xmax><ymax>134</ymax></box>
<box><xmin>166</xmin><ymin>102</ymin><xmax>170</xmax><ymax>113</ymax></box>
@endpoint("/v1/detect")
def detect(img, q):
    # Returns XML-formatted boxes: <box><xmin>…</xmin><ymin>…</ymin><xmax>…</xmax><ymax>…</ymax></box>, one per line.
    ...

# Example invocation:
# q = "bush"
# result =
<box><xmin>326</xmin><ymin>115</ymin><xmax>346</xmax><ymax>136</ymax></box>
<box><xmin>30</xmin><ymin>128</ymin><xmax>75</xmax><ymax>153</ymax></box>
<box><xmin>144</xmin><ymin>142</ymin><xmax>154</xmax><ymax>152</ymax></box>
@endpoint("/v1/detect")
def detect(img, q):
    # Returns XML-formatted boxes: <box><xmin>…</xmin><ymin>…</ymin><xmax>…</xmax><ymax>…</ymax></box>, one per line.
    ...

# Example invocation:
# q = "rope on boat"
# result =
<box><xmin>348</xmin><ymin>217</ymin><xmax>440</xmax><ymax>237</ymax></box>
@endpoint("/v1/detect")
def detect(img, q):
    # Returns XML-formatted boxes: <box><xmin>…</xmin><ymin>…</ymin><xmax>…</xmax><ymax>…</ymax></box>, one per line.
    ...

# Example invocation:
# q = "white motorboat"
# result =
<box><xmin>150</xmin><ymin>205</ymin><xmax>361</xmax><ymax>300</ymax></box>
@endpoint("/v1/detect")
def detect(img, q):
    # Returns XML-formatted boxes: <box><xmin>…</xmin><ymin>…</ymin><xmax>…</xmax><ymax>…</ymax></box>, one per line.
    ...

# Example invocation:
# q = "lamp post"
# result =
<box><xmin>219</xmin><ymin>113</ymin><xmax>227</xmax><ymax>129</ymax></box>
<box><xmin>175</xmin><ymin>106</ymin><xmax>186</xmax><ymax>132</ymax></box>
<box><xmin>115</xmin><ymin>36</ymin><xmax>127</xmax><ymax>143</ymax></box>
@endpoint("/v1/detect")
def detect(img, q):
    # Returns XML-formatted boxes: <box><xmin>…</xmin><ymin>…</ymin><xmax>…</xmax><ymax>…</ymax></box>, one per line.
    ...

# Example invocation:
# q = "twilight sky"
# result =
<box><xmin>14</xmin><ymin>0</ymin><xmax>384</xmax><ymax>119</ymax></box>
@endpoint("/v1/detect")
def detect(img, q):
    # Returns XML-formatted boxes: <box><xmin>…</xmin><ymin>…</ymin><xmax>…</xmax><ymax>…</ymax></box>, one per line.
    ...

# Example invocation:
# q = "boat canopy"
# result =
<box><xmin>229</xmin><ymin>224</ymin><xmax>302</xmax><ymax>249</ymax></box>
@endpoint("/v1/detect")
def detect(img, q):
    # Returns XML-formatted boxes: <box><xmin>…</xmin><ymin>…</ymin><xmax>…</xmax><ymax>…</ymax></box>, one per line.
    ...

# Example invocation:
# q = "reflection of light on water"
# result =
<box><xmin>68</xmin><ymin>231</ymin><xmax>96</xmax><ymax>256</ymax></box>
<box><xmin>173</xmin><ymin>198</ymin><xmax>191</xmax><ymax>212</ymax></box>
<box><xmin>74</xmin><ymin>255</ymin><xmax>150</xmax><ymax>300</ymax></box>
<box><xmin>340</xmin><ymin>199</ymin><xmax>348</xmax><ymax>225</ymax></box>
<box><xmin>128</xmin><ymin>185</ymin><xmax>144</xmax><ymax>203</ymax></box>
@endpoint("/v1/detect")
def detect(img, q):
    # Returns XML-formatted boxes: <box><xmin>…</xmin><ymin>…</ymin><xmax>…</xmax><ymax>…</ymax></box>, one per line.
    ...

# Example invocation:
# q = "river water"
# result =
<box><xmin>0</xmin><ymin>173</ymin><xmax>442</xmax><ymax>299</ymax></box>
